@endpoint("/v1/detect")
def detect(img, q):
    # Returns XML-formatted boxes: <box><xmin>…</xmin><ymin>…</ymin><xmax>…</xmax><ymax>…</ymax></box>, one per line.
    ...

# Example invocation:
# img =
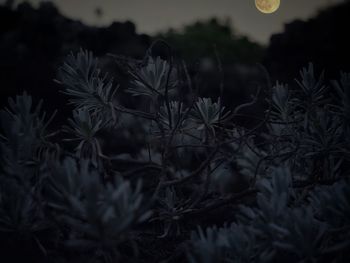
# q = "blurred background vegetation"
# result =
<box><xmin>1</xmin><ymin>0</ymin><xmax>350</xmax><ymax>122</ymax></box>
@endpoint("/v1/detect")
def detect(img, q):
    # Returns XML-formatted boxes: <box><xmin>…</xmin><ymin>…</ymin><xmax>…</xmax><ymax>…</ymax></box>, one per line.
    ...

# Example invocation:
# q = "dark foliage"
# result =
<box><xmin>1</xmin><ymin>1</ymin><xmax>350</xmax><ymax>262</ymax></box>
<box><xmin>265</xmin><ymin>1</ymin><xmax>350</xmax><ymax>83</ymax></box>
<box><xmin>0</xmin><ymin>45</ymin><xmax>349</xmax><ymax>262</ymax></box>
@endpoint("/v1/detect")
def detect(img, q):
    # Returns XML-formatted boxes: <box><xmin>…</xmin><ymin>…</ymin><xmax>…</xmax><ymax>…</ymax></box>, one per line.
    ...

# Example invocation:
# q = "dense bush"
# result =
<box><xmin>0</xmin><ymin>45</ymin><xmax>349</xmax><ymax>262</ymax></box>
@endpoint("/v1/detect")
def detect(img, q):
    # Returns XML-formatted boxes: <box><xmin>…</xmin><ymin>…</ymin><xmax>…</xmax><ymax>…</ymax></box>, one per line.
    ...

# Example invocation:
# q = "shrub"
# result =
<box><xmin>0</xmin><ymin>46</ymin><xmax>349</xmax><ymax>262</ymax></box>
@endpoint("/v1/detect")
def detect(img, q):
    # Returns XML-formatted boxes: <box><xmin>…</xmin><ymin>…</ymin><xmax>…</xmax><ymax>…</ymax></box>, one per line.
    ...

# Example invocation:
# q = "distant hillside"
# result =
<box><xmin>157</xmin><ymin>18</ymin><xmax>264</xmax><ymax>65</ymax></box>
<box><xmin>264</xmin><ymin>1</ymin><xmax>350</xmax><ymax>83</ymax></box>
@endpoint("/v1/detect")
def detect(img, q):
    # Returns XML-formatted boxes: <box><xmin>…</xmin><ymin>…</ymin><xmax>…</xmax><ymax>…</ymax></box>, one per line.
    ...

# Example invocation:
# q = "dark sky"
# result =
<box><xmin>14</xmin><ymin>0</ymin><xmax>344</xmax><ymax>43</ymax></box>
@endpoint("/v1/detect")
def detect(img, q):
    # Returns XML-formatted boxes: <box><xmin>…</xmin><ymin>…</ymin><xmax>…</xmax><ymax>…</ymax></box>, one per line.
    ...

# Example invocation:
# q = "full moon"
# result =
<box><xmin>255</xmin><ymin>0</ymin><xmax>280</xmax><ymax>14</ymax></box>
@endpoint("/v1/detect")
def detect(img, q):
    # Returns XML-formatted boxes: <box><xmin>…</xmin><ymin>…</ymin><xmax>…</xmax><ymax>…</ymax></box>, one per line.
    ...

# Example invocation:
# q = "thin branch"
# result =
<box><xmin>161</xmin><ymin>146</ymin><xmax>219</xmax><ymax>187</ymax></box>
<box><xmin>112</xmin><ymin>104</ymin><xmax>156</xmax><ymax>120</ymax></box>
<box><xmin>185</xmin><ymin>188</ymin><xmax>258</xmax><ymax>216</ymax></box>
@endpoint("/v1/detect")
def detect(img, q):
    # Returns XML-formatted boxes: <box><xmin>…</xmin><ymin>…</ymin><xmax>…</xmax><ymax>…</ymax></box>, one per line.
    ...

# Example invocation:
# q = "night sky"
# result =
<box><xmin>12</xmin><ymin>0</ymin><xmax>344</xmax><ymax>44</ymax></box>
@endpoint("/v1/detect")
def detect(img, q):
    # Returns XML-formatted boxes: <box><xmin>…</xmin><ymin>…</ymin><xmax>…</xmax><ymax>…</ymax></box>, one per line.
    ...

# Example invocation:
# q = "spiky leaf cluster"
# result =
<box><xmin>0</xmin><ymin>48</ymin><xmax>349</xmax><ymax>263</ymax></box>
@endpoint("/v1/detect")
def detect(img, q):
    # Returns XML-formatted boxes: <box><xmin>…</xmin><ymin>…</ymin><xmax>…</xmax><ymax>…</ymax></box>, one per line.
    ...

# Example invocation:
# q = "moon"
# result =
<box><xmin>255</xmin><ymin>0</ymin><xmax>280</xmax><ymax>14</ymax></box>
